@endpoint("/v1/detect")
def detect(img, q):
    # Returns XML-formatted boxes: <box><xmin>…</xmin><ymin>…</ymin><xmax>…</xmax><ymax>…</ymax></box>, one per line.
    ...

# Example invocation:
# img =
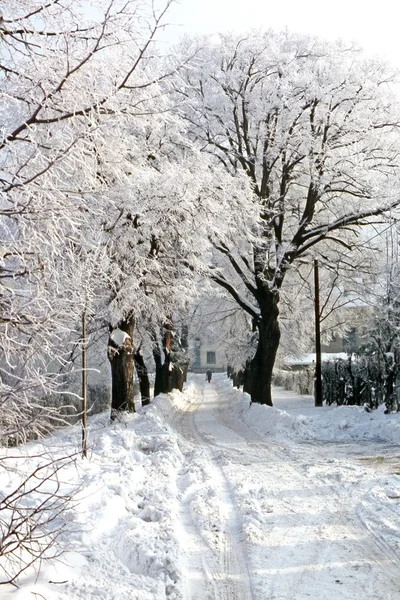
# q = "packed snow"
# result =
<box><xmin>2</xmin><ymin>374</ymin><xmax>400</xmax><ymax>599</ymax></box>
<box><xmin>109</xmin><ymin>328</ymin><xmax>131</xmax><ymax>346</ymax></box>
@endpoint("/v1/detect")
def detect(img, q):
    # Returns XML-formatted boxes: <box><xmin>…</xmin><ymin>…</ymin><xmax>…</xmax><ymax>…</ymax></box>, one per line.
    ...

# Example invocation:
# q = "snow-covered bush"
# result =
<box><xmin>273</xmin><ymin>368</ymin><xmax>314</xmax><ymax>396</ymax></box>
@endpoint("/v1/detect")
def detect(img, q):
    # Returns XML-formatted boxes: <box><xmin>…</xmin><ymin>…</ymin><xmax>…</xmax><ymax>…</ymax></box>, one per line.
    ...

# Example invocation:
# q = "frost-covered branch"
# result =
<box><xmin>0</xmin><ymin>451</ymin><xmax>78</xmax><ymax>586</ymax></box>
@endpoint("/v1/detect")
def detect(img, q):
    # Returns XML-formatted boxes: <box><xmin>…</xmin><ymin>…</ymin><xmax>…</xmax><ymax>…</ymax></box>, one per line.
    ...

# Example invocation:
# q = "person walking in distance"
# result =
<box><xmin>206</xmin><ymin>369</ymin><xmax>212</xmax><ymax>383</ymax></box>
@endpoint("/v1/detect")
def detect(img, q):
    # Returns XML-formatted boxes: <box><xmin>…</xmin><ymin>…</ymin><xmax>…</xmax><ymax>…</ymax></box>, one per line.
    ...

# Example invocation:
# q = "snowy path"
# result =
<box><xmin>3</xmin><ymin>374</ymin><xmax>400</xmax><ymax>600</ymax></box>
<box><xmin>170</xmin><ymin>376</ymin><xmax>400</xmax><ymax>600</ymax></box>
<box><xmin>173</xmin><ymin>383</ymin><xmax>254</xmax><ymax>599</ymax></box>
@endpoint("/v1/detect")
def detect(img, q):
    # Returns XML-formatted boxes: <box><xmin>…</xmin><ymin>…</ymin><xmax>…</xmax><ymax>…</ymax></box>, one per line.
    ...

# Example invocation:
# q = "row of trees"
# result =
<box><xmin>1</xmin><ymin>0</ymin><xmax>180</xmax><ymax>585</ymax></box>
<box><xmin>2</xmin><ymin>1</ymin><xmax>400</xmax><ymax>437</ymax></box>
<box><xmin>322</xmin><ymin>225</ymin><xmax>400</xmax><ymax>410</ymax></box>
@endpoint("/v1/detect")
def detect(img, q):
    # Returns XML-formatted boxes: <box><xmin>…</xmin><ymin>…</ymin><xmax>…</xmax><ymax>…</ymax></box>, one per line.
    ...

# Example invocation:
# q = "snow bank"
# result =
<box><xmin>1</xmin><ymin>406</ymin><xmax>185</xmax><ymax>600</ymax></box>
<box><xmin>214</xmin><ymin>376</ymin><xmax>400</xmax><ymax>445</ymax></box>
<box><xmin>109</xmin><ymin>327</ymin><xmax>131</xmax><ymax>346</ymax></box>
<box><xmin>3</xmin><ymin>374</ymin><xmax>400</xmax><ymax>600</ymax></box>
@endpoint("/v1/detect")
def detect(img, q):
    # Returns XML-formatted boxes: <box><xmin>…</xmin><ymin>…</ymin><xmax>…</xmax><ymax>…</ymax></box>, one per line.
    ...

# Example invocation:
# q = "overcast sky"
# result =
<box><xmin>161</xmin><ymin>0</ymin><xmax>400</xmax><ymax>67</ymax></box>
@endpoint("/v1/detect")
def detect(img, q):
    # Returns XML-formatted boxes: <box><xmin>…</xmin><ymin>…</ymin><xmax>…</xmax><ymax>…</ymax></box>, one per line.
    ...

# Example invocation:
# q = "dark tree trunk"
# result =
<box><xmin>153</xmin><ymin>323</ymin><xmax>171</xmax><ymax>397</ymax></box>
<box><xmin>108</xmin><ymin>315</ymin><xmax>135</xmax><ymax>417</ymax></box>
<box><xmin>153</xmin><ymin>321</ymin><xmax>189</xmax><ymax>396</ymax></box>
<box><xmin>134</xmin><ymin>349</ymin><xmax>151</xmax><ymax>406</ymax></box>
<box><xmin>232</xmin><ymin>368</ymin><xmax>245</xmax><ymax>389</ymax></box>
<box><xmin>152</xmin><ymin>339</ymin><xmax>164</xmax><ymax>398</ymax></box>
<box><xmin>244</xmin><ymin>288</ymin><xmax>281</xmax><ymax>406</ymax></box>
<box><xmin>157</xmin><ymin>321</ymin><xmax>173</xmax><ymax>396</ymax></box>
<box><xmin>170</xmin><ymin>366</ymin><xmax>185</xmax><ymax>392</ymax></box>
<box><xmin>154</xmin><ymin>362</ymin><xmax>184</xmax><ymax>396</ymax></box>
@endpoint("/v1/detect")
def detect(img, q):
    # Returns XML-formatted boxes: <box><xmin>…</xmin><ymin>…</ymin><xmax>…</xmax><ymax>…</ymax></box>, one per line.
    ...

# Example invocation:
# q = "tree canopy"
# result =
<box><xmin>173</xmin><ymin>30</ymin><xmax>400</xmax><ymax>404</ymax></box>
<box><xmin>2</xmin><ymin>16</ymin><xmax>400</xmax><ymax>424</ymax></box>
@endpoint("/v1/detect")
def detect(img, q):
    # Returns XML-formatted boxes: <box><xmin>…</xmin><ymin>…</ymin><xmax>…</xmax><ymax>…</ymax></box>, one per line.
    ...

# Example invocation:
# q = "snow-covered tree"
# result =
<box><xmin>0</xmin><ymin>0</ymin><xmax>175</xmax><ymax>438</ymax></box>
<box><xmin>175</xmin><ymin>30</ymin><xmax>400</xmax><ymax>405</ymax></box>
<box><xmin>350</xmin><ymin>224</ymin><xmax>400</xmax><ymax>409</ymax></box>
<box><xmin>102</xmin><ymin>126</ymin><xmax>229</xmax><ymax>411</ymax></box>
<box><xmin>0</xmin><ymin>0</ymin><xmax>181</xmax><ymax>583</ymax></box>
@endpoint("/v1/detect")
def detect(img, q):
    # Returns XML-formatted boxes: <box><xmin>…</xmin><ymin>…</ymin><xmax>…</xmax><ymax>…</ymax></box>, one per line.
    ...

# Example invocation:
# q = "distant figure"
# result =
<box><xmin>206</xmin><ymin>369</ymin><xmax>212</xmax><ymax>383</ymax></box>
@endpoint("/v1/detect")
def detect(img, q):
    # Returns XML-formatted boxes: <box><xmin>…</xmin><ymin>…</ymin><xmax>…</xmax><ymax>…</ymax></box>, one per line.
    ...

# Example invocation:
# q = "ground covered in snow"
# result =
<box><xmin>2</xmin><ymin>374</ymin><xmax>400</xmax><ymax>599</ymax></box>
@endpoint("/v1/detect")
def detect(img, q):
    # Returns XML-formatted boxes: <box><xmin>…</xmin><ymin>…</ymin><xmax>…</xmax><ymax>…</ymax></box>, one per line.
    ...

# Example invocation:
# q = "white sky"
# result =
<box><xmin>161</xmin><ymin>0</ymin><xmax>400</xmax><ymax>67</ymax></box>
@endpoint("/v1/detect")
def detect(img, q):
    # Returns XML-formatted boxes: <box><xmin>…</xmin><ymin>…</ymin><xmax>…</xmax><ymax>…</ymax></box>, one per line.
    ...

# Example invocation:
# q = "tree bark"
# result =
<box><xmin>134</xmin><ymin>349</ymin><xmax>151</xmax><ymax>406</ymax></box>
<box><xmin>81</xmin><ymin>309</ymin><xmax>87</xmax><ymax>457</ymax></box>
<box><xmin>170</xmin><ymin>365</ymin><xmax>185</xmax><ymax>392</ymax></box>
<box><xmin>152</xmin><ymin>331</ymin><xmax>164</xmax><ymax>397</ymax></box>
<box><xmin>153</xmin><ymin>321</ymin><xmax>189</xmax><ymax>396</ymax></box>
<box><xmin>153</xmin><ymin>323</ymin><xmax>171</xmax><ymax>397</ymax></box>
<box><xmin>244</xmin><ymin>288</ymin><xmax>281</xmax><ymax>406</ymax></box>
<box><xmin>233</xmin><ymin>368</ymin><xmax>245</xmax><ymax>389</ymax></box>
<box><xmin>108</xmin><ymin>315</ymin><xmax>135</xmax><ymax>417</ymax></box>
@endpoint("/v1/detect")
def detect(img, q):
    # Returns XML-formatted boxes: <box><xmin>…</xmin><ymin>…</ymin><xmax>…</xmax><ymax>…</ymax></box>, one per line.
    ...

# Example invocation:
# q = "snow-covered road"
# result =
<box><xmin>3</xmin><ymin>374</ymin><xmax>400</xmax><ymax>599</ymax></box>
<box><xmin>169</xmin><ymin>376</ymin><xmax>400</xmax><ymax>599</ymax></box>
<box><xmin>173</xmin><ymin>381</ymin><xmax>254</xmax><ymax>600</ymax></box>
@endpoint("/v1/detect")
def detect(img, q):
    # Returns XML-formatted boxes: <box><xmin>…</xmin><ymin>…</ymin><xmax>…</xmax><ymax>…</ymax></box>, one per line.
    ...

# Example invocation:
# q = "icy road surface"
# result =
<box><xmin>3</xmin><ymin>373</ymin><xmax>400</xmax><ymax>599</ymax></box>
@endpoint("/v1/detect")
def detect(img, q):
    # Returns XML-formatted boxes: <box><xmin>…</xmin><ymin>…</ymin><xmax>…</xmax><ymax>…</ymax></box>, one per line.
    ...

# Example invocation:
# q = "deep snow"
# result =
<box><xmin>2</xmin><ymin>374</ymin><xmax>400</xmax><ymax>599</ymax></box>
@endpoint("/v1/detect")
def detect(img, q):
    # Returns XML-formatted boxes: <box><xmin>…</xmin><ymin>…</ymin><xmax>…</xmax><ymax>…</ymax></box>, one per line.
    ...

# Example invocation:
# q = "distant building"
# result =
<box><xmin>190</xmin><ymin>336</ymin><xmax>226</xmax><ymax>373</ymax></box>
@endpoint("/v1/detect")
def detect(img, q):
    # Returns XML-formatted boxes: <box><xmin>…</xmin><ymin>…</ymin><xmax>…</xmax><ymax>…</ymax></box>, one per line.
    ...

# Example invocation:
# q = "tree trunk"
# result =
<box><xmin>170</xmin><ymin>365</ymin><xmax>185</xmax><ymax>392</ymax></box>
<box><xmin>81</xmin><ymin>309</ymin><xmax>87</xmax><ymax>457</ymax></box>
<box><xmin>134</xmin><ymin>349</ymin><xmax>151</xmax><ymax>406</ymax></box>
<box><xmin>153</xmin><ymin>336</ymin><xmax>164</xmax><ymax>398</ymax></box>
<box><xmin>153</xmin><ymin>321</ymin><xmax>188</xmax><ymax>396</ymax></box>
<box><xmin>108</xmin><ymin>315</ymin><xmax>135</xmax><ymax>417</ymax></box>
<box><xmin>244</xmin><ymin>289</ymin><xmax>280</xmax><ymax>406</ymax></box>
<box><xmin>153</xmin><ymin>323</ymin><xmax>171</xmax><ymax>397</ymax></box>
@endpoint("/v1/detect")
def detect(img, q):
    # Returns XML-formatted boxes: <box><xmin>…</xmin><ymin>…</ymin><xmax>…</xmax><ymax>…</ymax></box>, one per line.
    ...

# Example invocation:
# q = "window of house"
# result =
<box><xmin>206</xmin><ymin>351</ymin><xmax>216</xmax><ymax>364</ymax></box>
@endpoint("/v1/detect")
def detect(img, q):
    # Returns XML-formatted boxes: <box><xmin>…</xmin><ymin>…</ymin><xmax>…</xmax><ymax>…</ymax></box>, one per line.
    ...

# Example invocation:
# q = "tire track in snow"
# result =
<box><xmin>209</xmin><ymin>377</ymin><xmax>400</xmax><ymax>599</ymax></box>
<box><xmin>171</xmin><ymin>376</ymin><xmax>400</xmax><ymax>598</ymax></box>
<box><xmin>242</xmin><ymin>430</ymin><xmax>400</xmax><ymax>588</ymax></box>
<box><xmin>173</xmin><ymin>384</ymin><xmax>254</xmax><ymax>600</ymax></box>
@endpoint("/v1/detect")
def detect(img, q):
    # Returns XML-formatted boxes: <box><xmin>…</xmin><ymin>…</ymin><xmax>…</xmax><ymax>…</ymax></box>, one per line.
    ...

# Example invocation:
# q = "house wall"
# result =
<box><xmin>190</xmin><ymin>337</ymin><xmax>226</xmax><ymax>373</ymax></box>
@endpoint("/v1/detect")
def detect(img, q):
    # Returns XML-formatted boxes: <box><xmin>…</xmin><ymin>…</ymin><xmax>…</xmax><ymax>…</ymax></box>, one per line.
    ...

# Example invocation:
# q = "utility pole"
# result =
<box><xmin>314</xmin><ymin>258</ymin><xmax>323</xmax><ymax>407</ymax></box>
<box><xmin>82</xmin><ymin>309</ymin><xmax>88</xmax><ymax>457</ymax></box>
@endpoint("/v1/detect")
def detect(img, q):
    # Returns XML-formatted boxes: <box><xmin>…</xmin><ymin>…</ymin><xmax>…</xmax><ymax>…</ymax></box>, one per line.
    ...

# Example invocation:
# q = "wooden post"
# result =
<box><xmin>82</xmin><ymin>309</ymin><xmax>87</xmax><ymax>457</ymax></box>
<box><xmin>314</xmin><ymin>258</ymin><xmax>323</xmax><ymax>407</ymax></box>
